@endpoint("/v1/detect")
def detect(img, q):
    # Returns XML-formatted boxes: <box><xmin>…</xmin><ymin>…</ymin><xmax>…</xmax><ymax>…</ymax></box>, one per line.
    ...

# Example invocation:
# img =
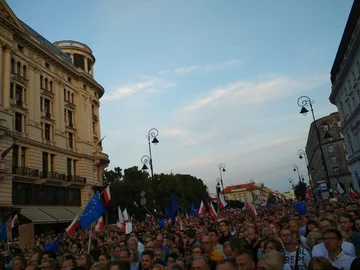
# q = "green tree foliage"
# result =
<box><xmin>104</xmin><ymin>166</ymin><xmax>208</xmax><ymax>222</ymax></box>
<box><xmin>294</xmin><ymin>181</ymin><xmax>307</xmax><ymax>201</ymax></box>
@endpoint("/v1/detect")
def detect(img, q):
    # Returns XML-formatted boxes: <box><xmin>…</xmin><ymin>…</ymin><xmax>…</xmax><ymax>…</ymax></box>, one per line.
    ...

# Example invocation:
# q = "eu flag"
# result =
<box><xmin>0</xmin><ymin>223</ymin><xmax>7</xmax><ymax>242</ymax></box>
<box><xmin>190</xmin><ymin>202</ymin><xmax>197</xmax><ymax>217</ymax></box>
<box><xmin>79</xmin><ymin>192</ymin><xmax>105</xmax><ymax>229</ymax></box>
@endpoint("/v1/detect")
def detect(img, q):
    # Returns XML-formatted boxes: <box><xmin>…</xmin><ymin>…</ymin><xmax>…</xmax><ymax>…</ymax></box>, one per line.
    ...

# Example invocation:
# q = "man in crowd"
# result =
<box><xmin>219</xmin><ymin>220</ymin><xmax>232</xmax><ymax>245</ymax></box>
<box><xmin>202</xmin><ymin>235</ymin><xmax>224</xmax><ymax>262</ymax></box>
<box><xmin>208</xmin><ymin>228</ymin><xmax>224</xmax><ymax>256</ymax></box>
<box><xmin>340</xmin><ymin>213</ymin><xmax>360</xmax><ymax>254</ymax></box>
<box><xmin>323</xmin><ymin>228</ymin><xmax>356</xmax><ymax>270</ymax></box>
<box><xmin>235</xmin><ymin>249</ymin><xmax>255</xmax><ymax>270</ymax></box>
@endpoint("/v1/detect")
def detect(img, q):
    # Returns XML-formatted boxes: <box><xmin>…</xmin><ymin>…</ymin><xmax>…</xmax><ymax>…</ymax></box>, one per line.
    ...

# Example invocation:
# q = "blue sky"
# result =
<box><xmin>7</xmin><ymin>0</ymin><xmax>354</xmax><ymax>193</ymax></box>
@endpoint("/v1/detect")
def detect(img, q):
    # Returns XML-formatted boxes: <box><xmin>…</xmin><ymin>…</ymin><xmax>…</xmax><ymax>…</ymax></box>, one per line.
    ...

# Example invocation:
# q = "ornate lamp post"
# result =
<box><xmin>293</xmin><ymin>164</ymin><xmax>302</xmax><ymax>183</ymax></box>
<box><xmin>218</xmin><ymin>163</ymin><xmax>226</xmax><ymax>193</ymax></box>
<box><xmin>141</xmin><ymin>128</ymin><xmax>159</xmax><ymax>180</ymax></box>
<box><xmin>289</xmin><ymin>178</ymin><xmax>294</xmax><ymax>188</ymax></box>
<box><xmin>297</xmin><ymin>96</ymin><xmax>333</xmax><ymax>198</ymax></box>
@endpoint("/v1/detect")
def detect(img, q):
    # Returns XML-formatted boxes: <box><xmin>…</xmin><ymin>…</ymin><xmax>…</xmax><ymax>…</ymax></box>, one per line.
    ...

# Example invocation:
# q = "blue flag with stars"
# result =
<box><xmin>79</xmin><ymin>192</ymin><xmax>105</xmax><ymax>229</ymax></box>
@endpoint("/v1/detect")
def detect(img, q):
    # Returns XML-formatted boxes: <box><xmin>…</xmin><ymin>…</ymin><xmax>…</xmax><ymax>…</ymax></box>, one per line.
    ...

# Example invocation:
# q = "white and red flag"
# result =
<box><xmin>94</xmin><ymin>216</ymin><xmax>104</xmax><ymax>232</ymax></box>
<box><xmin>11</xmin><ymin>214</ymin><xmax>18</xmax><ymax>229</ymax></box>
<box><xmin>245</xmin><ymin>202</ymin><xmax>257</xmax><ymax>219</ymax></box>
<box><xmin>65</xmin><ymin>215</ymin><xmax>80</xmax><ymax>236</ymax></box>
<box><xmin>350</xmin><ymin>188</ymin><xmax>358</xmax><ymax>198</ymax></box>
<box><xmin>336</xmin><ymin>183</ymin><xmax>345</xmax><ymax>195</ymax></box>
<box><xmin>209</xmin><ymin>202</ymin><xmax>218</xmax><ymax>220</ymax></box>
<box><xmin>123</xmin><ymin>208</ymin><xmax>129</xmax><ymax>221</ymax></box>
<box><xmin>198</xmin><ymin>201</ymin><xmax>206</xmax><ymax>216</ymax></box>
<box><xmin>218</xmin><ymin>192</ymin><xmax>228</xmax><ymax>209</ymax></box>
<box><xmin>103</xmin><ymin>186</ymin><xmax>111</xmax><ymax>203</ymax></box>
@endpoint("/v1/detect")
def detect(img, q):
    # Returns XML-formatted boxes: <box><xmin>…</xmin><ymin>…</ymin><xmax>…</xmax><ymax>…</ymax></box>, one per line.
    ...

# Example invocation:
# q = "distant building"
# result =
<box><xmin>223</xmin><ymin>183</ymin><xmax>283</xmax><ymax>204</ymax></box>
<box><xmin>305</xmin><ymin>112</ymin><xmax>352</xmax><ymax>196</ymax></box>
<box><xmin>0</xmin><ymin>0</ymin><xmax>109</xmax><ymax>223</ymax></box>
<box><xmin>282</xmin><ymin>190</ymin><xmax>295</xmax><ymax>200</ymax></box>
<box><xmin>329</xmin><ymin>0</ymin><xmax>360</xmax><ymax>190</ymax></box>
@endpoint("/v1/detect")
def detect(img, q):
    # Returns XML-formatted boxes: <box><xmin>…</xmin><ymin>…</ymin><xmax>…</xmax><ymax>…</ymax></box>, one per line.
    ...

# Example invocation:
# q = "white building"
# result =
<box><xmin>329</xmin><ymin>0</ymin><xmax>360</xmax><ymax>190</ymax></box>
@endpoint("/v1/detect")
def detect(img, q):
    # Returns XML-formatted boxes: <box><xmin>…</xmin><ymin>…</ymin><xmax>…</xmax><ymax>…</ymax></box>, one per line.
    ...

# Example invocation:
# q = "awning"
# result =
<box><xmin>40</xmin><ymin>208</ymin><xmax>77</xmax><ymax>223</ymax></box>
<box><xmin>66</xmin><ymin>207</ymin><xmax>83</xmax><ymax>216</ymax></box>
<box><xmin>20</xmin><ymin>208</ymin><xmax>57</xmax><ymax>223</ymax></box>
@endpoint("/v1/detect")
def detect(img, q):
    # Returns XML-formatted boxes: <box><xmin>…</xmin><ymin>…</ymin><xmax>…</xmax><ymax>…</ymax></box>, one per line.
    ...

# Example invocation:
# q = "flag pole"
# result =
<box><xmin>142</xmin><ymin>205</ymin><xmax>155</xmax><ymax>218</ymax></box>
<box><xmin>87</xmin><ymin>223</ymin><xmax>93</xmax><ymax>253</ymax></box>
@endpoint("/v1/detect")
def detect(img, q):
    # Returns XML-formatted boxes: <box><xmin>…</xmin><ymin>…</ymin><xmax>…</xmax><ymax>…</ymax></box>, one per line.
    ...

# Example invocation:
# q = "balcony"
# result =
<box><xmin>12</xmin><ymin>167</ymin><xmax>86</xmax><ymax>184</ymax></box>
<box><xmin>65</xmin><ymin>101</ymin><xmax>76</xmax><ymax>110</ymax></box>
<box><xmin>41</xmin><ymin>89</ymin><xmax>54</xmax><ymax>99</ymax></box>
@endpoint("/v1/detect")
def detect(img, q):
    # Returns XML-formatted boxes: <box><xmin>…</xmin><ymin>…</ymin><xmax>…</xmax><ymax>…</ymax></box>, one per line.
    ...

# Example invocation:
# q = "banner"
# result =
<box><xmin>19</xmin><ymin>223</ymin><xmax>35</xmax><ymax>250</ymax></box>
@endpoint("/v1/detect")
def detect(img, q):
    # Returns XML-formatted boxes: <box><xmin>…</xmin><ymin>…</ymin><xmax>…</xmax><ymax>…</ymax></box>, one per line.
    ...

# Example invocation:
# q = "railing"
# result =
<box><xmin>12</xmin><ymin>167</ymin><xmax>86</xmax><ymax>184</ymax></box>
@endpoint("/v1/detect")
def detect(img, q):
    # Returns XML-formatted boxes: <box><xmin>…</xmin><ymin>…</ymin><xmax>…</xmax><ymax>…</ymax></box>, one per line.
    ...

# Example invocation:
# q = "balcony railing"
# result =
<box><xmin>12</xmin><ymin>167</ymin><xmax>86</xmax><ymax>184</ymax></box>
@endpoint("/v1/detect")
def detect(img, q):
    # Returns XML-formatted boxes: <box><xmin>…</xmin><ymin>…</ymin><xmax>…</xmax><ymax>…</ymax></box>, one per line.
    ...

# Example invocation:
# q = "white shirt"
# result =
<box><xmin>326</xmin><ymin>250</ymin><xmax>356</xmax><ymax>270</ymax></box>
<box><xmin>284</xmin><ymin>246</ymin><xmax>311</xmax><ymax>270</ymax></box>
<box><xmin>312</xmin><ymin>241</ymin><xmax>355</xmax><ymax>257</ymax></box>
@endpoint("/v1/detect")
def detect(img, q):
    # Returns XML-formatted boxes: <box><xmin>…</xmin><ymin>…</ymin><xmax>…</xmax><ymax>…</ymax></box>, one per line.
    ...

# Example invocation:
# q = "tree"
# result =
<box><xmin>103</xmin><ymin>167</ymin><xmax>123</xmax><ymax>186</ymax></box>
<box><xmin>294</xmin><ymin>181</ymin><xmax>307</xmax><ymax>201</ymax></box>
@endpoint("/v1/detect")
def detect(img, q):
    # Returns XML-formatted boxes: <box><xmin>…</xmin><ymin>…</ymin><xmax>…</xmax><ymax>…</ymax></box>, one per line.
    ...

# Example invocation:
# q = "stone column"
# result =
<box><xmin>70</xmin><ymin>54</ymin><xmax>74</xmax><ymax>64</ymax></box>
<box><xmin>0</xmin><ymin>44</ymin><xmax>3</xmax><ymax>106</ymax></box>
<box><xmin>33</xmin><ymin>69</ymin><xmax>41</xmax><ymax>122</ymax></box>
<box><xmin>28</xmin><ymin>65</ymin><xmax>35</xmax><ymax>120</ymax></box>
<box><xmin>90</xmin><ymin>65</ymin><xmax>94</xmax><ymax>78</ymax></box>
<box><xmin>2</xmin><ymin>45</ymin><xmax>11</xmax><ymax>109</ymax></box>
<box><xmin>84</xmin><ymin>57</ymin><xmax>88</xmax><ymax>73</ymax></box>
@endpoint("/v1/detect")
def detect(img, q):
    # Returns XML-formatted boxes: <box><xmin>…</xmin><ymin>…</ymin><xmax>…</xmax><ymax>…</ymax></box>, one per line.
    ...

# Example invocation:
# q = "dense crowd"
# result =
<box><xmin>2</xmin><ymin>198</ymin><xmax>360</xmax><ymax>270</ymax></box>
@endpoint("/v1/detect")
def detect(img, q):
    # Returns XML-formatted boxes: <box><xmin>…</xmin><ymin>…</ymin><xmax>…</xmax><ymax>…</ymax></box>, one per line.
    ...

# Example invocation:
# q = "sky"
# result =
<box><xmin>7</xmin><ymin>0</ymin><xmax>354</xmax><ymax>193</ymax></box>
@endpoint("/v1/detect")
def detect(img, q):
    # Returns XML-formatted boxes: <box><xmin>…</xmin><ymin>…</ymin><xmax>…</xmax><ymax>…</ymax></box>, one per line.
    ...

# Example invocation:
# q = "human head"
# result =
<box><xmin>216</xmin><ymin>261</ymin><xmax>236</xmax><ymax>270</ymax></box>
<box><xmin>340</xmin><ymin>214</ymin><xmax>354</xmax><ymax>232</ymax></box>
<box><xmin>257</xmin><ymin>252</ymin><xmax>283</xmax><ymax>270</ymax></box>
<box><xmin>219</xmin><ymin>220</ymin><xmax>231</xmax><ymax>234</ymax></box>
<box><xmin>235</xmin><ymin>249</ymin><xmax>255</xmax><ymax>270</ymax></box>
<box><xmin>192</xmin><ymin>256</ymin><xmax>209</xmax><ymax>270</ymax></box>
<box><xmin>308</xmin><ymin>257</ymin><xmax>333</xmax><ymax>270</ymax></box>
<box><xmin>201</xmin><ymin>235</ymin><xmax>213</xmax><ymax>254</ymax></box>
<box><xmin>40</xmin><ymin>259</ymin><xmax>57</xmax><ymax>270</ymax></box>
<box><xmin>141</xmin><ymin>250</ymin><xmax>154</xmax><ymax>270</ymax></box>
<box><xmin>262</xmin><ymin>238</ymin><xmax>282</xmax><ymax>254</ymax></box>
<box><xmin>323</xmin><ymin>228</ymin><xmax>343</xmax><ymax>254</ymax></box>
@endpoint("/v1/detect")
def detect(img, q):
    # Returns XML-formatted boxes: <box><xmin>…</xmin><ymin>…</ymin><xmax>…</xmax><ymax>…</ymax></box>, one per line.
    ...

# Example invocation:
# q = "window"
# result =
<box><xmin>322</xmin><ymin>124</ymin><xmax>329</xmax><ymax>131</ymax></box>
<box><xmin>331</xmin><ymin>157</ymin><xmax>337</xmax><ymax>164</ymax></box>
<box><xmin>18</xmin><ymin>44</ymin><xmax>24</xmax><ymax>52</ymax></box>
<box><xmin>21</xmin><ymin>147</ymin><xmax>26</xmax><ymax>167</ymax></box>
<box><xmin>45</xmin><ymin>78</ymin><xmax>48</xmax><ymax>90</ymax></box>
<box><xmin>68</xmin><ymin>110</ymin><xmax>73</xmax><ymax>126</ymax></box>
<box><xmin>67</xmin><ymin>158</ymin><xmax>72</xmax><ymax>176</ymax></box>
<box><xmin>71</xmin><ymin>93</ymin><xmax>74</xmax><ymax>103</ymax></box>
<box><xmin>12</xmin><ymin>145</ymin><xmax>19</xmax><ymax>168</ymax></box>
<box><xmin>12</xmin><ymin>182</ymin><xmax>30</xmax><ymax>205</ymax></box>
<box><xmin>10</xmin><ymin>82</ymin><xmax>14</xmax><ymax>98</ymax></box>
<box><xmin>16</xmin><ymin>62</ymin><xmax>20</xmax><ymax>75</ymax></box>
<box><xmin>23</xmin><ymin>65</ymin><xmax>27</xmax><ymax>79</ymax></box>
<box><xmin>45</xmin><ymin>62</ymin><xmax>50</xmax><ymax>69</ymax></box>
<box><xmin>49</xmin><ymin>81</ymin><xmax>53</xmax><ymax>92</ymax></box>
<box><xmin>42</xmin><ymin>152</ymin><xmax>48</xmax><ymax>175</ymax></box>
<box><xmin>40</xmin><ymin>75</ymin><xmax>44</xmax><ymax>89</ymax></box>
<box><xmin>15</xmin><ymin>112</ymin><xmax>22</xmax><ymax>132</ymax></box>
<box><xmin>68</xmin><ymin>77</ymin><xmax>72</xmax><ymax>83</ymax></box>
<box><xmin>50</xmin><ymin>154</ymin><xmax>55</xmax><ymax>173</ymax></box>
<box><xmin>15</xmin><ymin>84</ymin><xmax>22</xmax><ymax>106</ymax></box>
<box><xmin>11</xmin><ymin>58</ymin><xmax>15</xmax><ymax>73</ymax></box>
<box><xmin>83</xmin><ymin>84</ymin><xmax>87</xmax><ymax>90</ymax></box>
<box><xmin>73</xmin><ymin>160</ymin><xmax>77</xmax><ymax>176</ymax></box>
<box><xmin>44</xmin><ymin>99</ymin><xmax>51</xmax><ymax>117</ymax></box>
<box><xmin>44</xmin><ymin>124</ymin><xmax>51</xmax><ymax>141</ymax></box>
<box><xmin>67</xmin><ymin>188</ymin><xmax>81</xmax><ymax>206</ymax></box>
<box><xmin>68</xmin><ymin>132</ymin><xmax>74</xmax><ymax>148</ymax></box>
<box><xmin>333</xmin><ymin>167</ymin><xmax>340</xmax><ymax>175</ymax></box>
<box><xmin>40</xmin><ymin>98</ymin><xmax>43</xmax><ymax>111</ymax></box>
<box><xmin>64</xmin><ymin>89</ymin><xmax>66</xmax><ymax>101</ymax></box>
<box><xmin>328</xmin><ymin>145</ymin><xmax>335</xmax><ymax>153</ymax></box>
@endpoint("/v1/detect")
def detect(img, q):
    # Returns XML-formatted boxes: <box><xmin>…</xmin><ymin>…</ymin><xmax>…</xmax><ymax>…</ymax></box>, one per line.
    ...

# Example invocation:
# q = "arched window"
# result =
<box><xmin>50</xmin><ymin>81</ymin><xmax>53</xmax><ymax>92</ymax></box>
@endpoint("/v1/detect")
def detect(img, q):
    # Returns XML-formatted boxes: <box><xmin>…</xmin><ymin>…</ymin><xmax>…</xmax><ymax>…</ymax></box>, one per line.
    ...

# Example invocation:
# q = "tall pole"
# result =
<box><xmin>146</xmin><ymin>128</ymin><xmax>159</xmax><ymax>180</ymax></box>
<box><xmin>218</xmin><ymin>163</ymin><xmax>226</xmax><ymax>193</ymax></box>
<box><xmin>297</xmin><ymin>96</ymin><xmax>334</xmax><ymax>198</ymax></box>
<box><xmin>293</xmin><ymin>164</ymin><xmax>301</xmax><ymax>183</ymax></box>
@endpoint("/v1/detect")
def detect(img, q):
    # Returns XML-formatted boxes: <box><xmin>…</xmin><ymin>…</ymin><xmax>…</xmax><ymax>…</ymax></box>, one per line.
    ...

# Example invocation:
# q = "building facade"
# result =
<box><xmin>0</xmin><ymin>0</ymin><xmax>109</xmax><ymax>224</ymax></box>
<box><xmin>305</xmin><ymin>113</ymin><xmax>352</xmax><ymax>196</ymax></box>
<box><xmin>329</xmin><ymin>0</ymin><xmax>360</xmax><ymax>190</ymax></box>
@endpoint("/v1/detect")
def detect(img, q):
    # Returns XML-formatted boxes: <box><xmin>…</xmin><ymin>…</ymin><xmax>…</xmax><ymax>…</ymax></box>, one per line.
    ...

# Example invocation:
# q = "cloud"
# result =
<box><xmin>102</xmin><ymin>77</ymin><xmax>174</xmax><ymax>101</ymax></box>
<box><xmin>179</xmin><ymin>74</ymin><xmax>328</xmax><ymax>113</ymax></box>
<box><xmin>158</xmin><ymin>58</ymin><xmax>241</xmax><ymax>76</ymax></box>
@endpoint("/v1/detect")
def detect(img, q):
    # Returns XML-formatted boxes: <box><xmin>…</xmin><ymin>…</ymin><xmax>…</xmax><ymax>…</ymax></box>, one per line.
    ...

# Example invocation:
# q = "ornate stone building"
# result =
<box><xmin>0</xmin><ymin>0</ymin><xmax>109</xmax><ymax>224</ymax></box>
<box><xmin>329</xmin><ymin>0</ymin><xmax>360</xmax><ymax>190</ymax></box>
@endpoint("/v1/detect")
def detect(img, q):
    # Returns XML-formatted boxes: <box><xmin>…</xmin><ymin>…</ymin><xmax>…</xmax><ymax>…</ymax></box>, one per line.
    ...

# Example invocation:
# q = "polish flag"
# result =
<box><xmin>133</xmin><ymin>201</ymin><xmax>139</xmax><ymax>208</ymax></box>
<box><xmin>305</xmin><ymin>189</ymin><xmax>311</xmax><ymax>201</ymax></box>
<box><xmin>218</xmin><ymin>193</ymin><xmax>228</xmax><ymax>209</ymax></box>
<box><xmin>209</xmin><ymin>202</ymin><xmax>218</xmax><ymax>220</ymax></box>
<box><xmin>336</xmin><ymin>183</ymin><xmax>345</xmax><ymax>195</ymax></box>
<box><xmin>118</xmin><ymin>206</ymin><xmax>125</xmax><ymax>224</ymax></box>
<box><xmin>198</xmin><ymin>201</ymin><xmax>206</xmax><ymax>216</ymax></box>
<box><xmin>350</xmin><ymin>188</ymin><xmax>358</xmax><ymax>199</ymax></box>
<box><xmin>103</xmin><ymin>186</ymin><xmax>111</xmax><ymax>203</ymax></box>
<box><xmin>11</xmin><ymin>214</ymin><xmax>18</xmax><ymax>229</ymax></box>
<box><xmin>245</xmin><ymin>202</ymin><xmax>257</xmax><ymax>219</ymax></box>
<box><xmin>94</xmin><ymin>216</ymin><xmax>104</xmax><ymax>232</ymax></box>
<box><xmin>123</xmin><ymin>208</ymin><xmax>129</xmax><ymax>221</ymax></box>
<box><xmin>65</xmin><ymin>215</ymin><xmax>80</xmax><ymax>236</ymax></box>
<box><xmin>124</xmin><ymin>222</ymin><xmax>133</xmax><ymax>234</ymax></box>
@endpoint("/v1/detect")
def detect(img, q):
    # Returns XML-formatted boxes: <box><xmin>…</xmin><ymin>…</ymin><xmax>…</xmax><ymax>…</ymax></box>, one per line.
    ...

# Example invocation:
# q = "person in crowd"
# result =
<box><xmin>79</xmin><ymin>253</ymin><xmax>92</xmax><ymax>270</ymax></box>
<box><xmin>306</xmin><ymin>232</ymin><xmax>322</xmax><ymax>256</ymax></box>
<box><xmin>201</xmin><ymin>235</ymin><xmax>223</xmax><ymax>262</ymax></box>
<box><xmin>91</xmin><ymin>262</ymin><xmax>107</xmax><ymax>270</ymax></box>
<box><xmin>185</xmin><ymin>230</ymin><xmax>201</xmax><ymax>250</ymax></box>
<box><xmin>215</xmin><ymin>260</ymin><xmax>236</xmax><ymax>270</ymax></box>
<box><xmin>234</xmin><ymin>249</ymin><xmax>255</xmax><ymax>270</ymax></box>
<box><xmin>155</xmin><ymin>234</ymin><xmax>169</xmax><ymax>262</ymax></box>
<box><xmin>256</xmin><ymin>252</ymin><xmax>283</xmax><ymax>270</ymax></box>
<box><xmin>307</xmin><ymin>257</ymin><xmax>335</xmax><ymax>270</ymax></box>
<box><xmin>322</xmin><ymin>228</ymin><xmax>355</xmax><ymax>270</ymax></box>
<box><xmin>280</xmin><ymin>228</ymin><xmax>310</xmax><ymax>270</ymax></box>
<box><xmin>191</xmin><ymin>256</ymin><xmax>209</xmax><ymax>270</ymax></box>
<box><xmin>99</xmin><ymin>253</ymin><xmax>111</xmax><ymax>264</ymax></box>
<box><xmin>262</xmin><ymin>238</ymin><xmax>282</xmax><ymax>254</ymax></box>
<box><xmin>312</xmin><ymin>218</ymin><xmax>356</xmax><ymax>257</ymax></box>
<box><xmin>207</xmin><ymin>229</ymin><xmax>224</xmax><ymax>256</ymax></box>
<box><xmin>40</xmin><ymin>258</ymin><xmax>58</xmax><ymax>270</ymax></box>
<box><xmin>106</xmin><ymin>260</ymin><xmax>130</xmax><ymax>270</ymax></box>
<box><xmin>140</xmin><ymin>250</ymin><xmax>155</xmax><ymax>270</ymax></box>
<box><xmin>219</xmin><ymin>221</ymin><xmax>232</xmax><ymax>245</ymax></box>
<box><xmin>340</xmin><ymin>213</ymin><xmax>360</xmax><ymax>254</ymax></box>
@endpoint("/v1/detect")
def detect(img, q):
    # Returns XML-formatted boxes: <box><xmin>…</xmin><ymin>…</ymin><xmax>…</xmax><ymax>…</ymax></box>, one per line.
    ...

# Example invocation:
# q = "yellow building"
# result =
<box><xmin>0</xmin><ymin>0</ymin><xmax>109</xmax><ymax>224</ymax></box>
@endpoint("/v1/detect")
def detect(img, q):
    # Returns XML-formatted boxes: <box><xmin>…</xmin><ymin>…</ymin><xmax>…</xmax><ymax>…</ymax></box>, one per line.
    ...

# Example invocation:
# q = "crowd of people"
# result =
<box><xmin>2</xmin><ymin>197</ymin><xmax>360</xmax><ymax>270</ymax></box>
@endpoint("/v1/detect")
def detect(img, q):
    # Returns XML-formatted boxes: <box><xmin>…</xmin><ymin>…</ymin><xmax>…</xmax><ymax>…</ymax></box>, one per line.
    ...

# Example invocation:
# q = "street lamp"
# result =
<box><xmin>218</xmin><ymin>163</ymin><xmax>226</xmax><ymax>193</ymax></box>
<box><xmin>142</xmin><ymin>128</ymin><xmax>159</xmax><ymax>179</ymax></box>
<box><xmin>297</xmin><ymin>149</ymin><xmax>314</xmax><ymax>186</ymax></box>
<box><xmin>289</xmin><ymin>178</ymin><xmax>294</xmax><ymax>188</ymax></box>
<box><xmin>293</xmin><ymin>164</ymin><xmax>302</xmax><ymax>183</ymax></box>
<box><xmin>297</xmin><ymin>96</ymin><xmax>333</xmax><ymax>198</ymax></box>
